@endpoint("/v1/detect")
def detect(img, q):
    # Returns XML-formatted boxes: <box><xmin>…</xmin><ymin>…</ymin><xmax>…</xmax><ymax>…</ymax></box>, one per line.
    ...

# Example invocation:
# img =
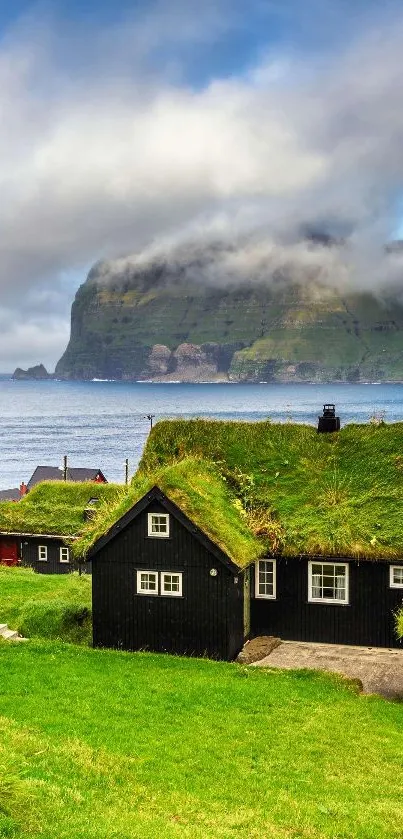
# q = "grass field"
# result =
<box><xmin>0</xmin><ymin>640</ymin><xmax>402</xmax><ymax>839</ymax></box>
<box><xmin>0</xmin><ymin>566</ymin><xmax>91</xmax><ymax>643</ymax></box>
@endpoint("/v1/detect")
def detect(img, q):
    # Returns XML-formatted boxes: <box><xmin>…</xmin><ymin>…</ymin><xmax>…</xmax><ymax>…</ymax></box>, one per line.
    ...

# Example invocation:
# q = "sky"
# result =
<box><xmin>1</xmin><ymin>0</ymin><xmax>403</xmax><ymax>371</ymax></box>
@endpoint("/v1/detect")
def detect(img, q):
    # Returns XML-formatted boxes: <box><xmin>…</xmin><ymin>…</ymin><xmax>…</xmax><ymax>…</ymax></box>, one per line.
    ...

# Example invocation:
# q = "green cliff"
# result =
<box><xmin>55</xmin><ymin>258</ymin><xmax>403</xmax><ymax>382</ymax></box>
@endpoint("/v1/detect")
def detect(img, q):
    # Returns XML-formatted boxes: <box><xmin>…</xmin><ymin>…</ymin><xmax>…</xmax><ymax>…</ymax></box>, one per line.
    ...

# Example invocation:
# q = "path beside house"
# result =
<box><xmin>253</xmin><ymin>640</ymin><xmax>403</xmax><ymax>699</ymax></box>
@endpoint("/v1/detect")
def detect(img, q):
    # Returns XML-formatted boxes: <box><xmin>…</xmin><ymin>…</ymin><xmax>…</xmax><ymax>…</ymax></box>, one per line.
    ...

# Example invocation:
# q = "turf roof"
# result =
<box><xmin>137</xmin><ymin>419</ymin><xmax>403</xmax><ymax>561</ymax></box>
<box><xmin>73</xmin><ymin>457</ymin><xmax>267</xmax><ymax>568</ymax></box>
<box><xmin>0</xmin><ymin>481</ymin><xmax>125</xmax><ymax>537</ymax></box>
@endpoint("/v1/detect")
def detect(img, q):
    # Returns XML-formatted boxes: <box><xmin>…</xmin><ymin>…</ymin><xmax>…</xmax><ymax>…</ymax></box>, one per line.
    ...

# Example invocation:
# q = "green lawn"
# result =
<box><xmin>0</xmin><ymin>640</ymin><xmax>402</xmax><ymax>839</ymax></box>
<box><xmin>0</xmin><ymin>567</ymin><xmax>91</xmax><ymax>643</ymax></box>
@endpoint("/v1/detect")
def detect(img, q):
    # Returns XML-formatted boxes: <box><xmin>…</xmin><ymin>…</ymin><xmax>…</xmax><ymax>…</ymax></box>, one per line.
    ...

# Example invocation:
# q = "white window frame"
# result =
<box><xmin>59</xmin><ymin>547</ymin><xmax>69</xmax><ymax>564</ymax></box>
<box><xmin>161</xmin><ymin>571</ymin><xmax>183</xmax><ymax>597</ymax></box>
<box><xmin>389</xmin><ymin>565</ymin><xmax>403</xmax><ymax>589</ymax></box>
<box><xmin>308</xmin><ymin>561</ymin><xmax>349</xmax><ymax>605</ymax></box>
<box><xmin>38</xmin><ymin>545</ymin><xmax>48</xmax><ymax>562</ymax></box>
<box><xmin>137</xmin><ymin>570</ymin><xmax>158</xmax><ymax>595</ymax></box>
<box><xmin>255</xmin><ymin>559</ymin><xmax>276</xmax><ymax>599</ymax></box>
<box><xmin>147</xmin><ymin>513</ymin><xmax>170</xmax><ymax>538</ymax></box>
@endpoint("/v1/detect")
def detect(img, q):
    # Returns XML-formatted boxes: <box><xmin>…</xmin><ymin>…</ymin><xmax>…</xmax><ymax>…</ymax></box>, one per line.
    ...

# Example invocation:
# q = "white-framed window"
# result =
<box><xmin>308</xmin><ymin>561</ymin><xmax>349</xmax><ymax>605</ymax></box>
<box><xmin>38</xmin><ymin>545</ymin><xmax>48</xmax><ymax>562</ymax></box>
<box><xmin>255</xmin><ymin>559</ymin><xmax>276</xmax><ymax>599</ymax></box>
<box><xmin>137</xmin><ymin>570</ymin><xmax>158</xmax><ymax>595</ymax></box>
<box><xmin>59</xmin><ymin>547</ymin><xmax>69</xmax><ymax>563</ymax></box>
<box><xmin>161</xmin><ymin>571</ymin><xmax>182</xmax><ymax>597</ymax></box>
<box><xmin>147</xmin><ymin>513</ymin><xmax>170</xmax><ymax>538</ymax></box>
<box><xmin>390</xmin><ymin>566</ymin><xmax>403</xmax><ymax>588</ymax></box>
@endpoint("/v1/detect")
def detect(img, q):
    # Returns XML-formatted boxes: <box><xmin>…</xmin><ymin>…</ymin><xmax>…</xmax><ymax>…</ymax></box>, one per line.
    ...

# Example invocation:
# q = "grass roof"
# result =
<box><xmin>73</xmin><ymin>457</ymin><xmax>267</xmax><ymax>568</ymax></box>
<box><xmin>0</xmin><ymin>481</ymin><xmax>125</xmax><ymax>537</ymax></box>
<box><xmin>137</xmin><ymin>419</ymin><xmax>403</xmax><ymax>561</ymax></box>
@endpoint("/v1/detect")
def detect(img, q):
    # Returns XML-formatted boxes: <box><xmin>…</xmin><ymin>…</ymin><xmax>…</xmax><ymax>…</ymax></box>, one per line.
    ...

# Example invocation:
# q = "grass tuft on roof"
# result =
<box><xmin>73</xmin><ymin>457</ymin><xmax>267</xmax><ymax>567</ymax></box>
<box><xmin>138</xmin><ymin>418</ymin><xmax>403</xmax><ymax>560</ymax></box>
<box><xmin>0</xmin><ymin>481</ymin><xmax>126</xmax><ymax>538</ymax></box>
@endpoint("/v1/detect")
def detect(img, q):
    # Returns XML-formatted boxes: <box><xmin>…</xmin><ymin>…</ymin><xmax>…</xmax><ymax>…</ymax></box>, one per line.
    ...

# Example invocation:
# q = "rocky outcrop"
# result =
<box><xmin>146</xmin><ymin>345</ymin><xmax>172</xmax><ymax>376</ymax></box>
<box><xmin>166</xmin><ymin>343</ymin><xmax>222</xmax><ymax>381</ymax></box>
<box><xmin>13</xmin><ymin>364</ymin><xmax>51</xmax><ymax>381</ymax></box>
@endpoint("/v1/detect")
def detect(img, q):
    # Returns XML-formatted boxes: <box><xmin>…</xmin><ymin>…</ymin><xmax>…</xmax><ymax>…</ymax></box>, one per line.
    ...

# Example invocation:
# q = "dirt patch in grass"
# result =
<box><xmin>237</xmin><ymin>635</ymin><xmax>281</xmax><ymax>664</ymax></box>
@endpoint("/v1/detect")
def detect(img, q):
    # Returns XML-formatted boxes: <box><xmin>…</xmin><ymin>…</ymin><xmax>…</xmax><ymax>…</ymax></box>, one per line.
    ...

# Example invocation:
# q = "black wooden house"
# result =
<box><xmin>88</xmin><ymin>486</ymin><xmax>253</xmax><ymax>661</ymax></box>
<box><xmin>251</xmin><ymin>555</ymin><xmax>403</xmax><ymax>649</ymax></box>
<box><xmin>87</xmin><ymin>484</ymin><xmax>403</xmax><ymax>659</ymax></box>
<box><xmin>82</xmin><ymin>418</ymin><xmax>403</xmax><ymax>660</ymax></box>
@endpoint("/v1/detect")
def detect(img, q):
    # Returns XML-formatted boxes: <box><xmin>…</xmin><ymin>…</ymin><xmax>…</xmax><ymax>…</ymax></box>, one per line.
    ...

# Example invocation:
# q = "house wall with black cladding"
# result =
<box><xmin>251</xmin><ymin>557</ymin><xmax>403</xmax><ymax>649</ymax></box>
<box><xmin>92</xmin><ymin>500</ymin><xmax>245</xmax><ymax>661</ymax></box>
<box><xmin>21</xmin><ymin>537</ymin><xmax>73</xmax><ymax>574</ymax></box>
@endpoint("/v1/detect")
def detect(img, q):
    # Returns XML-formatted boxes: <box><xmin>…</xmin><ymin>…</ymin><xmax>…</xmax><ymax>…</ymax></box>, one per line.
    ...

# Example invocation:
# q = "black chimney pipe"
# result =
<box><xmin>317</xmin><ymin>404</ymin><xmax>340</xmax><ymax>433</ymax></box>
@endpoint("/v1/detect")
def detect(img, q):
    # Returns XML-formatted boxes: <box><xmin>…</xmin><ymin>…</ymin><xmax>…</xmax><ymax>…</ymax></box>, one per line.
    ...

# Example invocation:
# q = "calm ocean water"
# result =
<box><xmin>1</xmin><ymin>378</ymin><xmax>403</xmax><ymax>489</ymax></box>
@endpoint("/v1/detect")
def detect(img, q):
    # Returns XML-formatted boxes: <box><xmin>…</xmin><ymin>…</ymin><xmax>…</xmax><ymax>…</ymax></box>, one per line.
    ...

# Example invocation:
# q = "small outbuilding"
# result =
<box><xmin>0</xmin><ymin>481</ymin><xmax>123</xmax><ymax>572</ymax></box>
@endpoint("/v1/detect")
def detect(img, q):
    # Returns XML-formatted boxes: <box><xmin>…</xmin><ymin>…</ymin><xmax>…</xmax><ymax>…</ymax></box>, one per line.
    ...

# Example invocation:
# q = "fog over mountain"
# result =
<box><xmin>1</xmin><ymin>0</ymin><xmax>403</xmax><ymax>368</ymax></box>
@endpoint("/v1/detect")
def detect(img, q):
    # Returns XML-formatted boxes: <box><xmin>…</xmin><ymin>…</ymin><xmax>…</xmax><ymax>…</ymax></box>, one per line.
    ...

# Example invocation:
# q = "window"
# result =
<box><xmin>390</xmin><ymin>566</ymin><xmax>403</xmax><ymax>588</ymax></box>
<box><xmin>137</xmin><ymin>570</ymin><xmax>158</xmax><ymax>595</ymax></box>
<box><xmin>38</xmin><ymin>545</ymin><xmax>47</xmax><ymax>562</ymax></box>
<box><xmin>255</xmin><ymin>559</ymin><xmax>276</xmax><ymax>599</ymax></box>
<box><xmin>60</xmin><ymin>547</ymin><xmax>69</xmax><ymax>563</ymax></box>
<box><xmin>147</xmin><ymin>513</ymin><xmax>170</xmax><ymax>538</ymax></box>
<box><xmin>161</xmin><ymin>572</ymin><xmax>182</xmax><ymax>597</ymax></box>
<box><xmin>308</xmin><ymin>561</ymin><xmax>349</xmax><ymax>604</ymax></box>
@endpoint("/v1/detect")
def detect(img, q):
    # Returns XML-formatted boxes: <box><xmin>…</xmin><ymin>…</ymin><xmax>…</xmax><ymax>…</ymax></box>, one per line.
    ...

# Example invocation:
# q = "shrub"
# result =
<box><xmin>18</xmin><ymin>600</ymin><xmax>92</xmax><ymax>645</ymax></box>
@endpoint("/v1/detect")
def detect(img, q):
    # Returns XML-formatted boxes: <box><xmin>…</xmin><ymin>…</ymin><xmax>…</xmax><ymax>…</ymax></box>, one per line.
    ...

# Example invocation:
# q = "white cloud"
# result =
<box><xmin>1</xmin><ymin>1</ymin><xmax>403</xmax><ymax>369</ymax></box>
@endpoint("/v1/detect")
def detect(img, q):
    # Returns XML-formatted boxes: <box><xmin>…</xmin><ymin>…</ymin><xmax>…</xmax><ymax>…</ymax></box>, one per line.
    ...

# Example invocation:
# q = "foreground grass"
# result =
<box><xmin>0</xmin><ymin>641</ymin><xmax>402</xmax><ymax>838</ymax></box>
<box><xmin>0</xmin><ymin>567</ymin><xmax>91</xmax><ymax>642</ymax></box>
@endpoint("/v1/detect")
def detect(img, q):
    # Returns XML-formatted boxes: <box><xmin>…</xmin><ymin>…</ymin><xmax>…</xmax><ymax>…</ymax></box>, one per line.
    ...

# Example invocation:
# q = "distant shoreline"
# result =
<box><xmin>4</xmin><ymin>375</ymin><xmax>403</xmax><ymax>386</ymax></box>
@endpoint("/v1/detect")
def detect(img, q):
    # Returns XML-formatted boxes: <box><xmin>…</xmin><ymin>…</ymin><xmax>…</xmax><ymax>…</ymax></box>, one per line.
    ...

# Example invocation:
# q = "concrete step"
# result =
<box><xmin>1</xmin><ymin>628</ymin><xmax>18</xmax><ymax>640</ymax></box>
<box><xmin>0</xmin><ymin>623</ymin><xmax>25</xmax><ymax>641</ymax></box>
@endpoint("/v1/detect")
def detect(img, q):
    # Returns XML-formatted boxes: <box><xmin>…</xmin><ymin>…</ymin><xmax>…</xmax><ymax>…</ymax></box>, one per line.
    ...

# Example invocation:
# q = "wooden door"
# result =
<box><xmin>243</xmin><ymin>567</ymin><xmax>251</xmax><ymax>638</ymax></box>
<box><xmin>0</xmin><ymin>539</ymin><xmax>19</xmax><ymax>565</ymax></box>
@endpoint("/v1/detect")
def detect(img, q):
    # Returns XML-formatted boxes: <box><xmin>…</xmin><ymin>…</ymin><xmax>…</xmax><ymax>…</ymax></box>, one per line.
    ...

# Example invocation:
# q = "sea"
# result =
<box><xmin>1</xmin><ymin>377</ymin><xmax>403</xmax><ymax>490</ymax></box>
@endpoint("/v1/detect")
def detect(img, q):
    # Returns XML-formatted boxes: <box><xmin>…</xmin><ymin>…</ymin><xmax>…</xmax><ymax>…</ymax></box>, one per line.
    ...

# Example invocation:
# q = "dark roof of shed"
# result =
<box><xmin>27</xmin><ymin>466</ymin><xmax>107</xmax><ymax>490</ymax></box>
<box><xmin>0</xmin><ymin>488</ymin><xmax>20</xmax><ymax>501</ymax></box>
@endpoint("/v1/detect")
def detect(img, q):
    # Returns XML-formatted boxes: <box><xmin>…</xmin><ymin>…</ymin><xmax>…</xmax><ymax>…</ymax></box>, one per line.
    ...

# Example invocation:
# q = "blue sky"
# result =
<box><xmin>0</xmin><ymin>0</ymin><xmax>402</xmax><ymax>369</ymax></box>
<box><xmin>0</xmin><ymin>0</ymin><xmax>400</xmax><ymax>85</ymax></box>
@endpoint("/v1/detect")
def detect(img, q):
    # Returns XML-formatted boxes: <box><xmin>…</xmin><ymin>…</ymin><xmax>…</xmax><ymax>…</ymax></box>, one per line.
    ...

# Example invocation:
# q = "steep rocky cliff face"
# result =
<box><xmin>55</xmin><ymin>258</ymin><xmax>403</xmax><ymax>382</ymax></box>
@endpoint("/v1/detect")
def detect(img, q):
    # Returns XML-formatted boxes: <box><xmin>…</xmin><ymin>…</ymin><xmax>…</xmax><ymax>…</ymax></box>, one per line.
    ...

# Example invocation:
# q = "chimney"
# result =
<box><xmin>317</xmin><ymin>404</ymin><xmax>340</xmax><ymax>433</ymax></box>
<box><xmin>19</xmin><ymin>482</ymin><xmax>27</xmax><ymax>497</ymax></box>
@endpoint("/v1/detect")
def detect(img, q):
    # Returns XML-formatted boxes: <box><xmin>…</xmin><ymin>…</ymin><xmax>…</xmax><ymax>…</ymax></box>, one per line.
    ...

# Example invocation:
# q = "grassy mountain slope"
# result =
<box><xmin>55</xmin><ymin>260</ymin><xmax>403</xmax><ymax>381</ymax></box>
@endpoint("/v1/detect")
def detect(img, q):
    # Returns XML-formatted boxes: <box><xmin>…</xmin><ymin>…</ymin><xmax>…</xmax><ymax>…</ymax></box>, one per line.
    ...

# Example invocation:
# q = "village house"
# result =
<box><xmin>78</xmin><ymin>417</ymin><xmax>403</xmax><ymax>659</ymax></box>
<box><xmin>0</xmin><ymin>481</ymin><xmax>122</xmax><ymax>572</ymax></box>
<box><xmin>0</xmin><ymin>462</ymin><xmax>107</xmax><ymax>509</ymax></box>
